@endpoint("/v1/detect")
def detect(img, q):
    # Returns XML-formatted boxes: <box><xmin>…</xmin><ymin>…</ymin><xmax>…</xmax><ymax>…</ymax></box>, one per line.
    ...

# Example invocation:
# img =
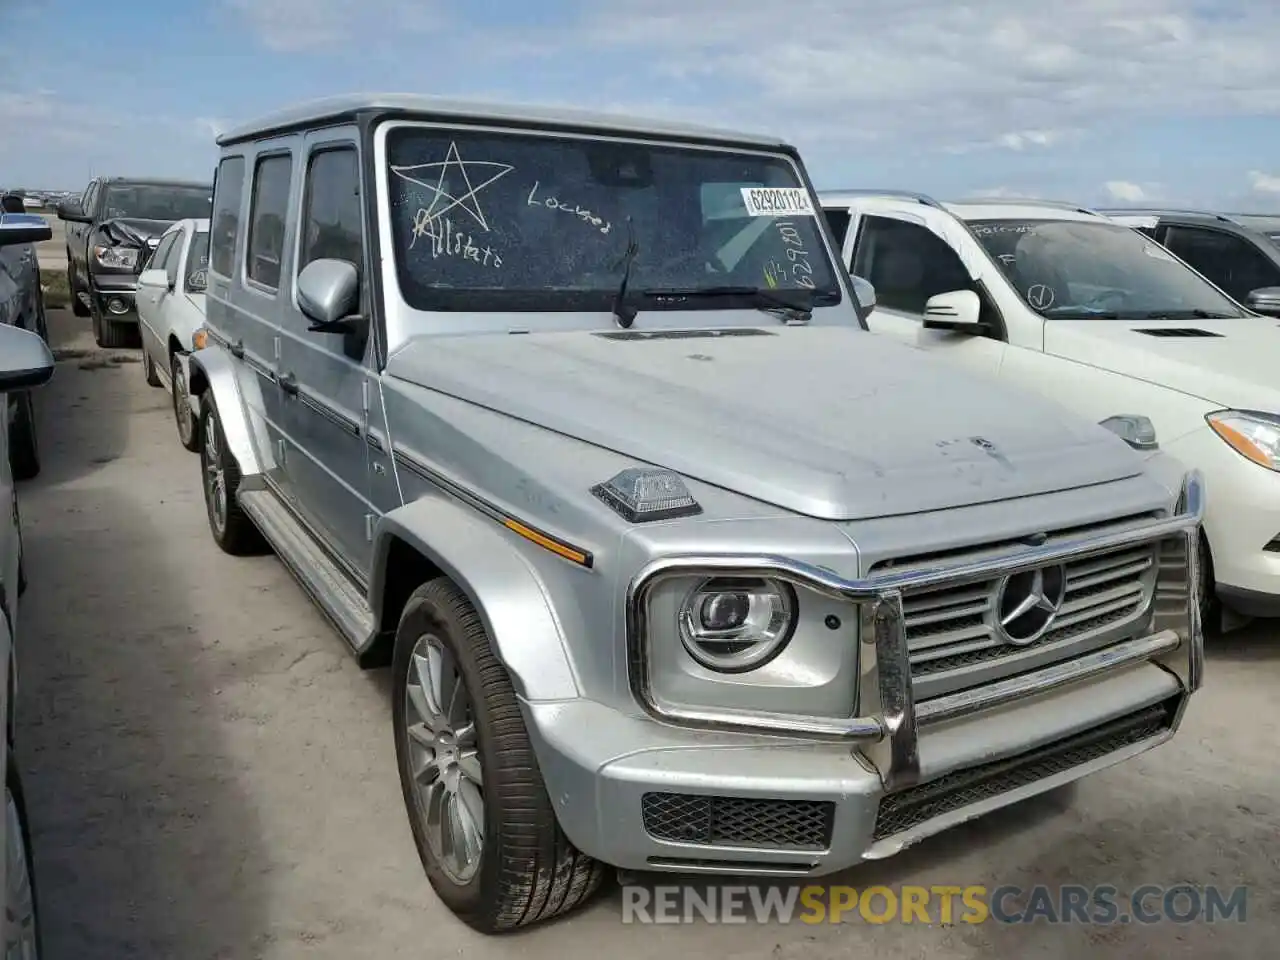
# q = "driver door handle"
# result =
<box><xmin>279</xmin><ymin>372</ymin><xmax>299</xmax><ymax>396</ymax></box>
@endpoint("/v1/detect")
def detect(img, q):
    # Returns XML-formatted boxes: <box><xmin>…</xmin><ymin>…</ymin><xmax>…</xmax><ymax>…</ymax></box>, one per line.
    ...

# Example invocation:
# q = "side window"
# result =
<box><xmin>1162</xmin><ymin>226</ymin><xmax>1280</xmax><ymax>302</ymax></box>
<box><xmin>162</xmin><ymin>230</ymin><xmax>185</xmax><ymax>287</ymax></box>
<box><xmin>246</xmin><ymin>154</ymin><xmax>293</xmax><ymax>290</ymax></box>
<box><xmin>823</xmin><ymin>207</ymin><xmax>852</xmax><ymax>246</ymax></box>
<box><xmin>210</xmin><ymin>156</ymin><xmax>245</xmax><ymax>278</ymax></box>
<box><xmin>147</xmin><ymin>233</ymin><xmax>177</xmax><ymax>274</ymax></box>
<box><xmin>298</xmin><ymin>147</ymin><xmax>364</xmax><ymax>280</ymax></box>
<box><xmin>852</xmin><ymin>216</ymin><xmax>974</xmax><ymax>314</ymax></box>
<box><xmin>81</xmin><ymin>181</ymin><xmax>98</xmax><ymax>217</ymax></box>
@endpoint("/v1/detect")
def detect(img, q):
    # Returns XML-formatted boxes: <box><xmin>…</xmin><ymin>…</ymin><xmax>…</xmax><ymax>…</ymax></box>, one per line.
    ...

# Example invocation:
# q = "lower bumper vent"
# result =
<box><xmin>641</xmin><ymin>793</ymin><xmax>835</xmax><ymax>851</ymax></box>
<box><xmin>872</xmin><ymin>696</ymin><xmax>1180</xmax><ymax>841</ymax></box>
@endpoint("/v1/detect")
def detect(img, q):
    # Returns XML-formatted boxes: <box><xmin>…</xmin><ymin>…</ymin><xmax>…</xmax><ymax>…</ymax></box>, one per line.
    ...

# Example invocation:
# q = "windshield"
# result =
<box><xmin>186</xmin><ymin>230</ymin><xmax>209</xmax><ymax>292</ymax></box>
<box><xmin>385</xmin><ymin>125</ymin><xmax>842</xmax><ymax>313</ymax></box>
<box><xmin>967</xmin><ymin>219</ymin><xmax>1247</xmax><ymax>319</ymax></box>
<box><xmin>103</xmin><ymin>183</ymin><xmax>212</xmax><ymax>221</ymax></box>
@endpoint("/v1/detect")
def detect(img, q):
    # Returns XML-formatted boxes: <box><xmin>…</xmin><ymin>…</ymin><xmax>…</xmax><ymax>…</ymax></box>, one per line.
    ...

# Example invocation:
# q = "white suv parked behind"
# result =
<box><xmin>819</xmin><ymin>191</ymin><xmax>1280</xmax><ymax>629</ymax></box>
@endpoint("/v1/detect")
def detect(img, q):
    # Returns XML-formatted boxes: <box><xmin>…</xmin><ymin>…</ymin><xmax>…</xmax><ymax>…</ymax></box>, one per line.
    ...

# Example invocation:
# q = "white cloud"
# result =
<box><xmin>0</xmin><ymin>91</ymin><xmax>216</xmax><ymax>187</ymax></box>
<box><xmin>224</xmin><ymin>0</ymin><xmax>435</xmax><ymax>52</ymax></box>
<box><xmin>1105</xmin><ymin>180</ymin><xmax>1148</xmax><ymax>202</ymax></box>
<box><xmin>513</xmin><ymin>0</ymin><xmax>1280</xmax><ymax>153</ymax></box>
<box><xmin>1249</xmin><ymin>170</ymin><xmax>1280</xmax><ymax>194</ymax></box>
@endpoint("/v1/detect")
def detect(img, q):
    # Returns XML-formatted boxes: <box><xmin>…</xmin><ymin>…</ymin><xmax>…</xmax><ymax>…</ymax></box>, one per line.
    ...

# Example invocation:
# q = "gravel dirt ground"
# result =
<box><xmin>12</xmin><ymin>308</ymin><xmax>1280</xmax><ymax>959</ymax></box>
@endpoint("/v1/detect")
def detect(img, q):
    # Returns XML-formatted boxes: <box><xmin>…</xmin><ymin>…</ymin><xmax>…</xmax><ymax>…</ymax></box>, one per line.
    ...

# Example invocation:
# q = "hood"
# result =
<box><xmin>1044</xmin><ymin>316</ymin><xmax>1280</xmax><ymax>410</ymax></box>
<box><xmin>385</xmin><ymin>324</ymin><xmax>1146</xmax><ymax>521</ymax></box>
<box><xmin>97</xmin><ymin>217</ymin><xmax>172</xmax><ymax>248</ymax></box>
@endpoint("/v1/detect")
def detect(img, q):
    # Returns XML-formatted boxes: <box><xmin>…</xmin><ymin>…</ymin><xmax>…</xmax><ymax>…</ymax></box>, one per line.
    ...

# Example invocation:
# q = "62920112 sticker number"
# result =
<box><xmin>741</xmin><ymin>187</ymin><xmax>816</xmax><ymax>218</ymax></box>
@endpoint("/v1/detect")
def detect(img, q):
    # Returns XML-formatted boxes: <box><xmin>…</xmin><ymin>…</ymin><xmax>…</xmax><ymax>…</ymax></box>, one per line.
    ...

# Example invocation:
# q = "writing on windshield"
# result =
<box><xmin>103</xmin><ymin>184</ymin><xmax>212</xmax><ymax>222</ymax></box>
<box><xmin>967</xmin><ymin>218</ymin><xmax>1245</xmax><ymax>319</ymax></box>
<box><xmin>385</xmin><ymin>126</ymin><xmax>842</xmax><ymax>313</ymax></box>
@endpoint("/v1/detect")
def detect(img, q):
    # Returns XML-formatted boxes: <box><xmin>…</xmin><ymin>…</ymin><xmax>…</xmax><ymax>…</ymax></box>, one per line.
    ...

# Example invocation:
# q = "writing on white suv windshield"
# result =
<box><xmin>385</xmin><ymin>126</ymin><xmax>842</xmax><ymax>314</ymax></box>
<box><xmin>968</xmin><ymin>219</ymin><xmax>1246</xmax><ymax>320</ymax></box>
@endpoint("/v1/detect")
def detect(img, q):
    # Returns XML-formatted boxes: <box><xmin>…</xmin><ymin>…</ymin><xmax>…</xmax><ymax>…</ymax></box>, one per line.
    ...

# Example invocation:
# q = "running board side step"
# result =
<box><xmin>238</xmin><ymin>488</ymin><xmax>376</xmax><ymax>654</ymax></box>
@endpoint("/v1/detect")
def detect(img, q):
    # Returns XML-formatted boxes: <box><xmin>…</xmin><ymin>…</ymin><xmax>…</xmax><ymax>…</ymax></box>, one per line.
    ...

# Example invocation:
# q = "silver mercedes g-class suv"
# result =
<box><xmin>190</xmin><ymin>94</ymin><xmax>1204</xmax><ymax>934</ymax></box>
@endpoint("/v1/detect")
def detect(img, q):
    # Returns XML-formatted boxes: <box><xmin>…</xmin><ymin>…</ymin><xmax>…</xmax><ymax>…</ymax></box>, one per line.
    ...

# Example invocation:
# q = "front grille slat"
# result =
<box><xmin>873</xmin><ymin>513</ymin><xmax>1164</xmax><ymax>698</ymax></box>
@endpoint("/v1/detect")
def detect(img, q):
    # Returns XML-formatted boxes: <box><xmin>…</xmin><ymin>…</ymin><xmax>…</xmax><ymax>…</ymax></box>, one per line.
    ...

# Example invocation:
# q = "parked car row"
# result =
<box><xmin>112</xmin><ymin>94</ymin><xmax>1207</xmax><ymax>937</ymax></box>
<box><xmin>816</xmin><ymin>191</ymin><xmax>1280</xmax><ymax>632</ymax></box>
<box><xmin>56</xmin><ymin>178</ymin><xmax>212</xmax><ymax>348</ymax></box>
<box><xmin>0</xmin><ymin>212</ymin><xmax>57</xmax><ymax>957</ymax></box>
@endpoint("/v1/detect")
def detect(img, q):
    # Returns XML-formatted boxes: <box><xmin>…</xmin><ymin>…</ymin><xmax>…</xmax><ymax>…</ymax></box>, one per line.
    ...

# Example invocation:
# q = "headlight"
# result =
<box><xmin>1206</xmin><ymin>410</ymin><xmax>1280</xmax><ymax>471</ymax></box>
<box><xmin>678</xmin><ymin>576</ymin><xmax>796</xmax><ymax>672</ymax></box>
<box><xmin>93</xmin><ymin>244</ymin><xmax>139</xmax><ymax>269</ymax></box>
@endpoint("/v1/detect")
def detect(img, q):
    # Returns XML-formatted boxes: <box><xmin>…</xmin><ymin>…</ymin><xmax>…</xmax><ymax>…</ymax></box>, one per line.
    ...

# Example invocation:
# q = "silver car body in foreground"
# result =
<box><xmin>189</xmin><ymin>94</ymin><xmax>1205</xmax><ymax>932</ymax></box>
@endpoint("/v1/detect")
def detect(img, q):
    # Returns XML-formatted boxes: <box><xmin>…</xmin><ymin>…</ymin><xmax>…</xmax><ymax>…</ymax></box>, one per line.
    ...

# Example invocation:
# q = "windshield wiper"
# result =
<box><xmin>639</xmin><ymin>285</ymin><xmax>814</xmax><ymax>323</ymax></box>
<box><xmin>612</xmin><ymin>220</ymin><xmax>640</xmax><ymax>330</ymax></box>
<box><xmin>1042</xmin><ymin>306</ymin><xmax>1237</xmax><ymax>320</ymax></box>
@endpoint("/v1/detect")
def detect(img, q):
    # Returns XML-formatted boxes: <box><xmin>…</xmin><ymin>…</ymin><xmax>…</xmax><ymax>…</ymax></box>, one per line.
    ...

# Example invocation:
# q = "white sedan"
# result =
<box><xmin>818</xmin><ymin>191</ymin><xmax>1280</xmax><ymax>630</ymax></box>
<box><xmin>136</xmin><ymin>218</ymin><xmax>208</xmax><ymax>451</ymax></box>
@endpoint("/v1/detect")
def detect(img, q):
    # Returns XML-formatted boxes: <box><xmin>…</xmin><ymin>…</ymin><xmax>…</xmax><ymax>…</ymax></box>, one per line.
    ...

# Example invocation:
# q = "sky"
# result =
<box><xmin>3</xmin><ymin>0</ymin><xmax>1280</xmax><ymax>211</ymax></box>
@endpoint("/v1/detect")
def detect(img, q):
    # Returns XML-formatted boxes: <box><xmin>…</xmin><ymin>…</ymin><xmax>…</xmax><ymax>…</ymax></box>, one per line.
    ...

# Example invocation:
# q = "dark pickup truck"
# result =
<box><xmin>58</xmin><ymin>177</ymin><xmax>212</xmax><ymax>348</ymax></box>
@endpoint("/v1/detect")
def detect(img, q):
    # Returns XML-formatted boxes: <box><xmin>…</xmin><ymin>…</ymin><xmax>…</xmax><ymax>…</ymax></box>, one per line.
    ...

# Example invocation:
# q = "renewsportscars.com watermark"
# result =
<box><xmin>622</xmin><ymin>884</ymin><xmax>1248</xmax><ymax>925</ymax></box>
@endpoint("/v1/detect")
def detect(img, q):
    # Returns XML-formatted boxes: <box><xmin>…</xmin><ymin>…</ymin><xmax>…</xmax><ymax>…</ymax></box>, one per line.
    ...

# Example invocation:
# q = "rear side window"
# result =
<box><xmin>246</xmin><ymin>154</ymin><xmax>293</xmax><ymax>290</ymax></box>
<box><xmin>187</xmin><ymin>231</ymin><xmax>210</xmax><ymax>292</ymax></box>
<box><xmin>210</xmin><ymin>156</ymin><xmax>245</xmax><ymax>278</ymax></box>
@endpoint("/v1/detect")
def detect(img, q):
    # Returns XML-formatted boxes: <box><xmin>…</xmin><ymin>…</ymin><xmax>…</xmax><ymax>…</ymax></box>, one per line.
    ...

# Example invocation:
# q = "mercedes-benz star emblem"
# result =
<box><xmin>995</xmin><ymin>564</ymin><xmax>1067</xmax><ymax>645</ymax></box>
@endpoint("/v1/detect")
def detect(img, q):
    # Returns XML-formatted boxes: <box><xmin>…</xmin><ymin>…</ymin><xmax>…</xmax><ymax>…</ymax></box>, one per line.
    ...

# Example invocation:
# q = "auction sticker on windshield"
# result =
<box><xmin>741</xmin><ymin>187</ymin><xmax>816</xmax><ymax>217</ymax></box>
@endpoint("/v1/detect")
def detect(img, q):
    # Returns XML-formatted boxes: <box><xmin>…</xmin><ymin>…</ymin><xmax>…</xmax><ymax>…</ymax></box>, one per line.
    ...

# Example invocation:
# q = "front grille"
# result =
<box><xmin>641</xmin><ymin>793</ymin><xmax>834</xmax><ymax>851</ymax></box>
<box><xmin>872</xmin><ymin>513</ymin><xmax>1161</xmax><ymax>691</ymax></box>
<box><xmin>872</xmin><ymin>696</ymin><xmax>1179</xmax><ymax>841</ymax></box>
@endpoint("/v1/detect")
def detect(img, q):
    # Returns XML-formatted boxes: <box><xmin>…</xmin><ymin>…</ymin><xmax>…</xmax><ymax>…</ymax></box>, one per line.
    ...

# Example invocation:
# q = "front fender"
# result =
<box><xmin>187</xmin><ymin>343</ymin><xmax>263</xmax><ymax>477</ymax></box>
<box><xmin>370</xmin><ymin>496</ymin><xmax>581</xmax><ymax>702</ymax></box>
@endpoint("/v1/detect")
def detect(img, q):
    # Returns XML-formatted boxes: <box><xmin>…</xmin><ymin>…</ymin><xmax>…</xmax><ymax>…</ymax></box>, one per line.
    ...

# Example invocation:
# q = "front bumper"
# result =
<box><xmin>524</xmin><ymin>471</ymin><xmax>1204</xmax><ymax>876</ymax></box>
<box><xmin>1167</xmin><ymin>426</ymin><xmax>1280</xmax><ymax>609</ymax></box>
<box><xmin>88</xmin><ymin>274</ymin><xmax>139</xmax><ymax>324</ymax></box>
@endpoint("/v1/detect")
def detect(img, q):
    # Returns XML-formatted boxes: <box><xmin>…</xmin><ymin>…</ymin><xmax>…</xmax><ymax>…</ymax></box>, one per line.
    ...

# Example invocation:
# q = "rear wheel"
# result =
<box><xmin>4</xmin><ymin>763</ymin><xmax>42</xmax><ymax>959</ymax></box>
<box><xmin>392</xmin><ymin>578</ymin><xmax>604</xmax><ymax>933</ymax></box>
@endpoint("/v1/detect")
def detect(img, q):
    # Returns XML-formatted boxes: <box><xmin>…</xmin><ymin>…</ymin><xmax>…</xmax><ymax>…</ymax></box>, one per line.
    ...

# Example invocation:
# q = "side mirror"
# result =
<box><xmin>1245</xmin><ymin>286</ymin><xmax>1280</xmax><ymax>318</ymax></box>
<box><xmin>297</xmin><ymin>258</ymin><xmax>362</xmax><ymax>334</ymax></box>
<box><xmin>1</xmin><ymin>194</ymin><xmax>26</xmax><ymax>215</ymax></box>
<box><xmin>0</xmin><ymin>324</ymin><xmax>55</xmax><ymax>393</ymax></box>
<box><xmin>922</xmin><ymin>289</ymin><xmax>989</xmax><ymax>334</ymax></box>
<box><xmin>850</xmin><ymin>275</ymin><xmax>876</xmax><ymax>311</ymax></box>
<box><xmin>56</xmin><ymin>200</ymin><xmax>89</xmax><ymax>223</ymax></box>
<box><xmin>138</xmin><ymin>268</ymin><xmax>173</xmax><ymax>292</ymax></box>
<box><xmin>0</xmin><ymin>213</ymin><xmax>52</xmax><ymax>247</ymax></box>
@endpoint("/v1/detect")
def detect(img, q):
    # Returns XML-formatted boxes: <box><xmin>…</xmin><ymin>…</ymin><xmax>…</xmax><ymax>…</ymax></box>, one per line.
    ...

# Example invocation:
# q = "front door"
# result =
<box><xmin>275</xmin><ymin>132</ymin><xmax>378</xmax><ymax>576</ymax></box>
<box><xmin>848</xmin><ymin>213</ymin><xmax>1007</xmax><ymax>376</ymax></box>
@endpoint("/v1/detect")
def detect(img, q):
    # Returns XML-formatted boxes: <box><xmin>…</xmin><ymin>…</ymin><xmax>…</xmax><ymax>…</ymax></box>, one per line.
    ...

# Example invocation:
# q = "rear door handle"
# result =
<box><xmin>279</xmin><ymin>373</ymin><xmax>299</xmax><ymax>396</ymax></box>
<box><xmin>229</xmin><ymin>340</ymin><xmax>244</xmax><ymax>359</ymax></box>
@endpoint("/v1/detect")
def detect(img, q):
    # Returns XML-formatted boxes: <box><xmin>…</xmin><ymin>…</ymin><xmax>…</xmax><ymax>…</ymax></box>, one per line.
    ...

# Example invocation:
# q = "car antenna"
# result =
<box><xmin>612</xmin><ymin>218</ymin><xmax>639</xmax><ymax>329</ymax></box>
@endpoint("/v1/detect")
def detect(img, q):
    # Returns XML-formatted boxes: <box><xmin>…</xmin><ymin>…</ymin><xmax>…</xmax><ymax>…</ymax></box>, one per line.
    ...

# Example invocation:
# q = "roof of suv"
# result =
<box><xmin>818</xmin><ymin>190</ymin><xmax>1108</xmax><ymax>224</ymax></box>
<box><xmin>98</xmin><ymin>177</ymin><xmax>212</xmax><ymax>188</ymax></box>
<box><xmin>217</xmin><ymin>93</ymin><xmax>788</xmax><ymax>151</ymax></box>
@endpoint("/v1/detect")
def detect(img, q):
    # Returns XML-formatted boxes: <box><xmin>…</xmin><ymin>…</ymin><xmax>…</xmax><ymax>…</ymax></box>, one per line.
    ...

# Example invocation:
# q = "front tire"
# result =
<box><xmin>9</xmin><ymin>391</ymin><xmax>39</xmax><ymax>481</ymax></box>
<box><xmin>198</xmin><ymin>393</ymin><xmax>264</xmax><ymax>555</ymax></box>
<box><xmin>142</xmin><ymin>345</ymin><xmax>161</xmax><ymax>388</ymax></box>
<box><xmin>5</xmin><ymin>763</ymin><xmax>42</xmax><ymax>959</ymax></box>
<box><xmin>68</xmin><ymin>260</ymin><xmax>88</xmax><ymax>318</ymax></box>
<box><xmin>171</xmin><ymin>353</ymin><xmax>199</xmax><ymax>452</ymax></box>
<box><xmin>392</xmin><ymin>578</ymin><xmax>604</xmax><ymax>933</ymax></box>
